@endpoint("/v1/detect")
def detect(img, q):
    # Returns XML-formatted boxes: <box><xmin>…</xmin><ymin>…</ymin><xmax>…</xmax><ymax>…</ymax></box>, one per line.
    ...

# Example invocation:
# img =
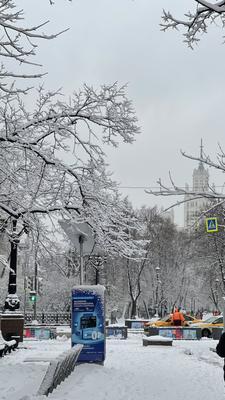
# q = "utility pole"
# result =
<box><xmin>155</xmin><ymin>266</ymin><xmax>161</xmax><ymax>317</ymax></box>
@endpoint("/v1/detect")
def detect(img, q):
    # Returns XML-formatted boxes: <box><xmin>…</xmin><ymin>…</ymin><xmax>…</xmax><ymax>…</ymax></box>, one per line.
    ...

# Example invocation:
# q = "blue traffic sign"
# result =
<box><xmin>205</xmin><ymin>217</ymin><xmax>218</xmax><ymax>233</ymax></box>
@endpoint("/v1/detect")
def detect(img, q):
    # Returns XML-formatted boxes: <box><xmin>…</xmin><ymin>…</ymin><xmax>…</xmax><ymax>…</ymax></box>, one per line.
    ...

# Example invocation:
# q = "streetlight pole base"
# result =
<box><xmin>0</xmin><ymin>312</ymin><xmax>24</xmax><ymax>343</ymax></box>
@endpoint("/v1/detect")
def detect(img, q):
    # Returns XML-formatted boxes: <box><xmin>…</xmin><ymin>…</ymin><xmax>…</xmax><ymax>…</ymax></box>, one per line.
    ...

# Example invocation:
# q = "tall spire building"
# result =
<box><xmin>184</xmin><ymin>140</ymin><xmax>209</xmax><ymax>229</ymax></box>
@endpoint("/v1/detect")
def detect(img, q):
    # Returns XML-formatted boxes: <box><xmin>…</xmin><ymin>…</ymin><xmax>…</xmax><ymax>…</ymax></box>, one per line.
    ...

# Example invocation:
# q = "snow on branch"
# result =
<box><xmin>0</xmin><ymin>0</ymin><xmax>69</xmax><ymax>93</ymax></box>
<box><xmin>0</xmin><ymin>83</ymin><xmax>142</xmax><ymax>258</ymax></box>
<box><xmin>146</xmin><ymin>177</ymin><xmax>222</xmax><ymax>212</ymax></box>
<box><xmin>161</xmin><ymin>1</ymin><xmax>225</xmax><ymax>48</ymax></box>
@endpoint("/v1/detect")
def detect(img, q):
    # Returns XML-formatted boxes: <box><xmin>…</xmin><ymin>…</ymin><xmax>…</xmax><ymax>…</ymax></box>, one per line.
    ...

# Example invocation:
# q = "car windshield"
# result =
<box><xmin>185</xmin><ymin>315</ymin><xmax>194</xmax><ymax>321</ymax></box>
<box><xmin>213</xmin><ymin>317</ymin><xmax>223</xmax><ymax>324</ymax></box>
<box><xmin>202</xmin><ymin>316</ymin><xmax>219</xmax><ymax>323</ymax></box>
<box><xmin>159</xmin><ymin>315</ymin><xmax>171</xmax><ymax>322</ymax></box>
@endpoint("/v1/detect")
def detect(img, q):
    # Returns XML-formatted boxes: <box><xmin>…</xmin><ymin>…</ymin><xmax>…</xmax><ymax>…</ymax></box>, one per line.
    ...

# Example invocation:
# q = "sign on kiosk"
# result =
<box><xmin>71</xmin><ymin>285</ymin><xmax>105</xmax><ymax>364</ymax></box>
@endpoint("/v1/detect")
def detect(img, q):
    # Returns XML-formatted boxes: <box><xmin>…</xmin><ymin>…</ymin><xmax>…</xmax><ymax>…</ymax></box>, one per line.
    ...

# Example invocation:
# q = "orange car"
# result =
<box><xmin>144</xmin><ymin>314</ymin><xmax>201</xmax><ymax>329</ymax></box>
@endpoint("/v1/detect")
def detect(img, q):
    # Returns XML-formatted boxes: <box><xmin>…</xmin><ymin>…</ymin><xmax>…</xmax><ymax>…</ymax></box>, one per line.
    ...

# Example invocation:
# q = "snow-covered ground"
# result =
<box><xmin>0</xmin><ymin>334</ymin><xmax>224</xmax><ymax>400</ymax></box>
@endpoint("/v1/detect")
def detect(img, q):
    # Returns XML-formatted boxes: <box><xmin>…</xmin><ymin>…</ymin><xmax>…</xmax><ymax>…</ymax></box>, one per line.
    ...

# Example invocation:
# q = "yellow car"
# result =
<box><xmin>191</xmin><ymin>315</ymin><xmax>223</xmax><ymax>337</ymax></box>
<box><xmin>144</xmin><ymin>314</ymin><xmax>201</xmax><ymax>329</ymax></box>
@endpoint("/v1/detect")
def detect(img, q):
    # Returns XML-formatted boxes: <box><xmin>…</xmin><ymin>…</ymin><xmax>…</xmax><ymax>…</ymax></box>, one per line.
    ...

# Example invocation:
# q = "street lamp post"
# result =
<box><xmin>79</xmin><ymin>234</ymin><xmax>85</xmax><ymax>285</ymax></box>
<box><xmin>89</xmin><ymin>254</ymin><xmax>106</xmax><ymax>284</ymax></box>
<box><xmin>4</xmin><ymin>220</ymin><xmax>20</xmax><ymax>311</ymax></box>
<box><xmin>1</xmin><ymin>219</ymin><xmax>24</xmax><ymax>343</ymax></box>
<box><xmin>215</xmin><ymin>278</ymin><xmax>219</xmax><ymax>312</ymax></box>
<box><xmin>155</xmin><ymin>266</ymin><xmax>161</xmax><ymax>317</ymax></box>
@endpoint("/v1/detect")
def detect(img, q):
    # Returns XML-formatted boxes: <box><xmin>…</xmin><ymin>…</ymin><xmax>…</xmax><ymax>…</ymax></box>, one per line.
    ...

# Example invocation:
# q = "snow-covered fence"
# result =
<box><xmin>37</xmin><ymin>344</ymin><xmax>83</xmax><ymax>396</ymax></box>
<box><xmin>25</xmin><ymin>312</ymin><xmax>71</xmax><ymax>325</ymax></box>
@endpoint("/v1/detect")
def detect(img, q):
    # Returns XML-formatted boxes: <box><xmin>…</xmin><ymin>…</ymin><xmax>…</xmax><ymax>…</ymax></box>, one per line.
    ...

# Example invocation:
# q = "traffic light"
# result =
<box><xmin>37</xmin><ymin>277</ymin><xmax>43</xmax><ymax>295</ymax></box>
<box><xmin>29</xmin><ymin>290</ymin><xmax>36</xmax><ymax>303</ymax></box>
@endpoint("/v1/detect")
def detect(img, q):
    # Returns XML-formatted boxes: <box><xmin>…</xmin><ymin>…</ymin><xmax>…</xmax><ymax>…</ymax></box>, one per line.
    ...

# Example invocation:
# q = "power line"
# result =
<box><xmin>118</xmin><ymin>185</ymin><xmax>225</xmax><ymax>190</ymax></box>
<box><xmin>119</xmin><ymin>186</ymin><xmax>158</xmax><ymax>189</ymax></box>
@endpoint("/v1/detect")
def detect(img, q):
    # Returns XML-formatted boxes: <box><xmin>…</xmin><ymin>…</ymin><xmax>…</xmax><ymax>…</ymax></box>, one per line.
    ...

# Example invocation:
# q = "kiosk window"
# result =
<box><xmin>80</xmin><ymin>316</ymin><xmax>96</xmax><ymax>329</ymax></box>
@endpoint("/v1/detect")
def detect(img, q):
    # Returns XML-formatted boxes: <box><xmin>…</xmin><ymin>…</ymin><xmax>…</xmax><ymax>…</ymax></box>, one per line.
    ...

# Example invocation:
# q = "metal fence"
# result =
<box><xmin>37</xmin><ymin>344</ymin><xmax>83</xmax><ymax>396</ymax></box>
<box><xmin>24</xmin><ymin>312</ymin><xmax>71</xmax><ymax>325</ymax></box>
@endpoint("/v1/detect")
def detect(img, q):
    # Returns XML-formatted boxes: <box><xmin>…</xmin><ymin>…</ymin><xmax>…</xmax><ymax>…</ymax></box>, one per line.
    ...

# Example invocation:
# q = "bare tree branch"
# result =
<box><xmin>0</xmin><ymin>1</ymin><xmax>69</xmax><ymax>93</ymax></box>
<box><xmin>161</xmin><ymin>1</ymin><xmax>225</xmax><ymax>48</ymax></box>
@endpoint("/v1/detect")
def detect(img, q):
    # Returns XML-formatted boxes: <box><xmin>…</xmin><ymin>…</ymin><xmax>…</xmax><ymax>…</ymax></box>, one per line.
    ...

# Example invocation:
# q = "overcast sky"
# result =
<box><xmin>20</xmin><ymin>1</ymin><xmax>225</xmax><ymax>226</ymax></box>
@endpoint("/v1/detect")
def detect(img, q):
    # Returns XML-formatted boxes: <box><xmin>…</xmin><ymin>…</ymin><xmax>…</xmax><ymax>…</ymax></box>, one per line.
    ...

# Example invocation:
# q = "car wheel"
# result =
<box><xmin>202</xmin><ymin>329</ymin><xmax>211</xmax><ymax>338</ymax></box>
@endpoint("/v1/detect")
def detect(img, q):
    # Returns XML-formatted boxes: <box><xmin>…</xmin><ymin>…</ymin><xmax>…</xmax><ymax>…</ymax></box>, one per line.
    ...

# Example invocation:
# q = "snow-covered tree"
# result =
<box><xmin>190</xmin><ymin>203</ymin><xmax>225</xmax><ymax>311</ymax></box>
<box><xmin>102</xmin><ymin>206</ymin><xmax>194</xmax><ymax>319</ymax></box>
<box><xmin>0</xmin><ymin>2</ymin><xmax>143</xmax><ymax>311</ymax></box>
<box><xmin>0</xmin><ymin>82</ymin><xmax>142</xmax><ymax>310</ymax></box>
<box><xmin>147</xmin><ymin>147</ymin><xmax>225</xmax><ymax>311</ymax></box>
<box><xmin>138</xmin><ymin>207</ymin><xmax>194</xmax><ymax>316</ymax></box>
<box><xmin>161</xmin><ymin>1</ymin><xmax>225</xmax><ymax>48</ymax></box>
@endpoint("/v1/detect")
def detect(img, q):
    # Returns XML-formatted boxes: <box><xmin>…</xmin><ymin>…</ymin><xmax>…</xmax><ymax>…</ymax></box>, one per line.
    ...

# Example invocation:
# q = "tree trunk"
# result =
<box><xmin>130</xmin><ymin>298</ymin><xmax>137</xmax><ymax>319</ymax></box>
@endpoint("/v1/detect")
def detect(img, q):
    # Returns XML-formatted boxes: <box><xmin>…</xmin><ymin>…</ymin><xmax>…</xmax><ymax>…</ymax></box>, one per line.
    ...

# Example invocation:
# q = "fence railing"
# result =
<box><xmin>24</xmin><ymin>312</ymin><xmax>71</xmax><ymax>325</ymax></box>
<box><xmin>37</xmin><ymin>344</ymin><xmax>83</xmax><ymax>396</ymax></box>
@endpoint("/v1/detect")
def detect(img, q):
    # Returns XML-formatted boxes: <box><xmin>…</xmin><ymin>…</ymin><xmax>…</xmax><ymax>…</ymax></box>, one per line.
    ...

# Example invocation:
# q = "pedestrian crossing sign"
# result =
<box><xmin>205</xmin><ymin>217</ymin><xmax>218</xmax><ymax>233</ymax></box>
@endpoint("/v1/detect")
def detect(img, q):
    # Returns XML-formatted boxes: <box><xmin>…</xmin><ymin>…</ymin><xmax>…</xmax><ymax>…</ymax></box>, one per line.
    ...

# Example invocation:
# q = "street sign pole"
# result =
<box><xmin>79</xmin><ymin>235</ymin><xmax>84</xmax><ymax>285</ymax></box>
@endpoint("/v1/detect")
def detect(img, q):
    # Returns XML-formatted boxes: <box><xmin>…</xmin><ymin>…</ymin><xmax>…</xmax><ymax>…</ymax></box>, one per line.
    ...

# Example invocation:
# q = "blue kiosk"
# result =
<box><xmin>71</xmin><ymin>285</ymin><xmax>105</xmax><ymax>364</ymax></box>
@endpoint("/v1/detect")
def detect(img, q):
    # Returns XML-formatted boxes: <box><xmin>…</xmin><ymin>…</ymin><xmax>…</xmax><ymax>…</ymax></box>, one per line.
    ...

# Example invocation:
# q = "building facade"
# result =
<box><xmin>184</xmin><ymin>161</ymin><xmax>209</xmax><ymax>229</ymax></box>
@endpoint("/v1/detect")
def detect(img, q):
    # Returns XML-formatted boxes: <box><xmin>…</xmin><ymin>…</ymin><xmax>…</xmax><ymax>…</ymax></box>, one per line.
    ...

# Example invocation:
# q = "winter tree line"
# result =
<box><xmin>0</xmin><ymin>1</ymin><xmax>225</xmax><ymax>318</ymax></box>
<box><xmin>1</xmin><ymin>200</ymin><xmax>224</xmax><ymax>318</ymax></box>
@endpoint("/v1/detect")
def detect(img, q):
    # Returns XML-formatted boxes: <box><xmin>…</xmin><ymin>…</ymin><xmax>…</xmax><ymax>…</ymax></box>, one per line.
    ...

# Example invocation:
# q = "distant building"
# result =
<box><xmin>184</xmin><ymin>142</ymin><xmax>209</xmax><ymax>229</ymax></box>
